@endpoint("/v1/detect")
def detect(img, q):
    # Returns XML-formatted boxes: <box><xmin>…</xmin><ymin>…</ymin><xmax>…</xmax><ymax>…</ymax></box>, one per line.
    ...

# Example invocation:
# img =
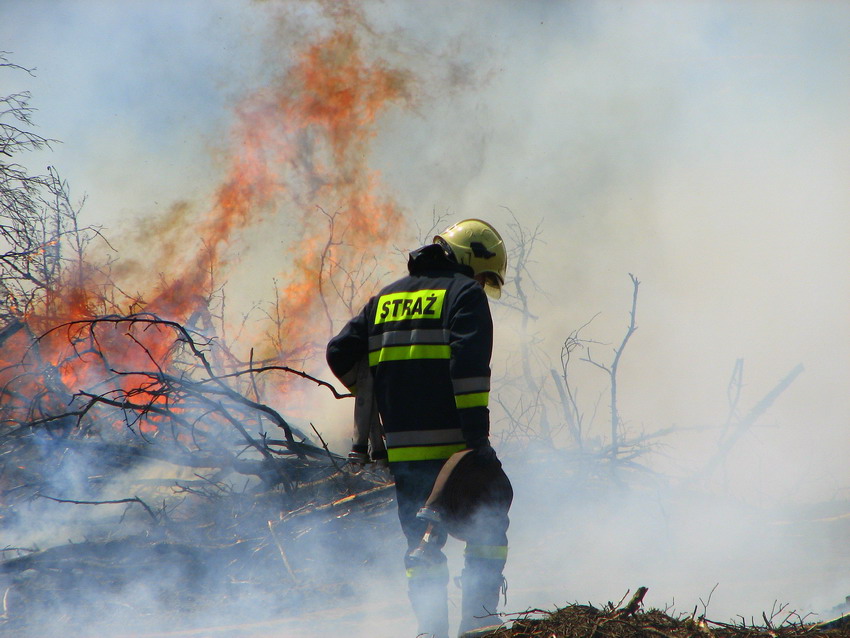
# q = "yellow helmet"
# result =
<box><xmin>434</xmin><ymin>219</ymin><xmax>507</xmax><ymax>299</ymax></box>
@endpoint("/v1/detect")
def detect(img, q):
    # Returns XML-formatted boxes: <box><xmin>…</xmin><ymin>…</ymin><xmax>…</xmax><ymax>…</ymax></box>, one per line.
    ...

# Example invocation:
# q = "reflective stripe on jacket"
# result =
<box><xmin>327</xmin><ymin>244</ymin><xmax>493</xmax><ymax>463</ymax></box>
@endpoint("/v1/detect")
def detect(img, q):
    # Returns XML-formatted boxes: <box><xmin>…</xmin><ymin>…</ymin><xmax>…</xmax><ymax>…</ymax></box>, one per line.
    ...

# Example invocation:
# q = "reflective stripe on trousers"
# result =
<box><xmin>465</xmin><ymin>544</ymin><xmax>509</xmax><ymax>561</ymax></box>
<box><xmin>406</xmin><ymin>560</ymin><xmax>450</xmax><ymax>582</ymax></box>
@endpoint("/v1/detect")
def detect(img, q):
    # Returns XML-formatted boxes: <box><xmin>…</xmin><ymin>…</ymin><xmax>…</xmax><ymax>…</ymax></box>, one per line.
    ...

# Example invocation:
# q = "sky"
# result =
<box><xmin>2</xmin><ymin>0</ymin><xmax>850</xmax><ymax>632</ymax></box>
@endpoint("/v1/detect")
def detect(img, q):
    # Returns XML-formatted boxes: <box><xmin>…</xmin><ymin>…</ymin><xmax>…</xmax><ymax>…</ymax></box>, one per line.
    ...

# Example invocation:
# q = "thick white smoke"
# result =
<box><xmin>2</xmin><ymin>1</ymin><xmax>849</xmax><ymax>635</ymax></box>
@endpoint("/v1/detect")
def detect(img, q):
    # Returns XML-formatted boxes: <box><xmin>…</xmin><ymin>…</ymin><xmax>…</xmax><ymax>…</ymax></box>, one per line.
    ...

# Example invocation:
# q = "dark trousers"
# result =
<box><xmin>393</xmin><ymin>460</ymin><xmax>450</xmax><ymax>637</ymax></box>
<box><xmin>391</xmin><ymin>459</ymin><xmax>510</xmax><ymax>637</ymax></box>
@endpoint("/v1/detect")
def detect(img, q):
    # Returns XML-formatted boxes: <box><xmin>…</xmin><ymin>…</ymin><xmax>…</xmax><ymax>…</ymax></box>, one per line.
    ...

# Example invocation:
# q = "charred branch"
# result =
<box><xmin>0</xmin><ymin>310</ymin><xmax>358</xmax><ymax>526</ymax></box>
<box><xmin>35</xmin><ymin>493</ymin><xmax>159</xmax><ymax>523</ymax></box>
<box><xmin>33</xmin><ymin>314</ymin><xmax>340</xmax><ymax>452</ymax></box>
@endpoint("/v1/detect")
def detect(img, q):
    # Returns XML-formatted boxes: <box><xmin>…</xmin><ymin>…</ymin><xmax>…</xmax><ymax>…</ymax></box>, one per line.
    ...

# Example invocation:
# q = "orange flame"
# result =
<box><xmin>145</xmin><ymin>26</ymin><xmax>412</xmax><ymax>365</ymax></box>
<box><xmin>271</xmin><ymin>29</ymin><xmax>411</xmax><ymax>363</ymax></box>
<box><xmin>1</xmin><ymin>11</ymin><xmax>414</xmax><ymax>433</ymax></box>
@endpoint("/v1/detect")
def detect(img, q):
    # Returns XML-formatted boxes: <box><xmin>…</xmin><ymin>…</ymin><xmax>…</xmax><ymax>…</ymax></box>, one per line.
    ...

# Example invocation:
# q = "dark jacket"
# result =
<box><xmin>326</xmin><ymin>244</ymin><xmax>493</xmax><ymax>463</ymax></box>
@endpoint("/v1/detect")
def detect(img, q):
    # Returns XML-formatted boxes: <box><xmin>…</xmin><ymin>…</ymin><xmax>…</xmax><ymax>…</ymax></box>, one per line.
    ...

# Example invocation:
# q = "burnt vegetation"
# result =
<box><xmin>0</xmin><ymin>309</ymin><xmax>399</xmax><ymax>630</ymax></box>
<box><xmin>491</xmin><ymin>587</ymin><xmax>849</xmax><ymax>638</ymax></box>
<box><xmin>0</xmin><ymin>57</ymin><xmax>400</xmax><ymax>633</ymax></box>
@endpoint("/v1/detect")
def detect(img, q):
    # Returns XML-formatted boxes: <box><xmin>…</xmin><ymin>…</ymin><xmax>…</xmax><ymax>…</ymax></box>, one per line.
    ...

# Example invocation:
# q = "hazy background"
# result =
<box><xmin>2</xmin><ymin>0</ymin><xmax>849</xmax><ymax>633</ymax></box>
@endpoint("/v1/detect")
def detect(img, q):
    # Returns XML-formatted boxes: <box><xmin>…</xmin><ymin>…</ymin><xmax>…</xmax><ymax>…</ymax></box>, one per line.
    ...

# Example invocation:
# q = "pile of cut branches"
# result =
<box><xmin>0</xmin><ymin>313</ymin><xmax>350</xmax><ymax>506</ymax></box>
<box><xmin>494</xmin><ymin>588</ymin><xmax>849</xmax><ymax>638</ymax></box>
<box><xmin>0</xmin><ymin>464</ymin><xmax>397</xmax><ymax>633</ymax></box>
<box><xmin>0</xmin><ymin>313</ymin><xmax>401</xmax><ymax>634</ymax></box>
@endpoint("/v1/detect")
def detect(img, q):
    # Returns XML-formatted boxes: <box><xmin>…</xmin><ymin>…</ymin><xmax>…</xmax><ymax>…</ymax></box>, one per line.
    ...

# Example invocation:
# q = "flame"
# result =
<box><xmin>148</xmin><ymin>124</ymin><xmax>280</xmax><ymax>320</ymax></box>
<box><xmin>144</xmin><ymin>25</ymin><xmax>412</xmax><ymax>365</ymax></box>
<box><xmin>1</xmin><ymin>10</ymin><xmax>415</xmax><ymax>437</ymax></box>
<box><xmin>271</xmin><ymin>29</ymin><xmax>410</xmax><ymax>363</ymax></box>
<box><xmin>137</xmin><ymin>26</ymin><xmax>411</xmax><ymax>361</ymax></box>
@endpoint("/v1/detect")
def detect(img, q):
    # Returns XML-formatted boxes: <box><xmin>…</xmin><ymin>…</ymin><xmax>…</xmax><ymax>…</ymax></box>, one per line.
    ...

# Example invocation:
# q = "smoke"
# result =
<box><xmin>2</xmin><ymin>0</ymin><xmax>850</xmax><ymax>635</ymax></box>
<box><xmin>365</xmin><ymin>0</ymin><xmax>850</xmax><ymax>623</ymax></box>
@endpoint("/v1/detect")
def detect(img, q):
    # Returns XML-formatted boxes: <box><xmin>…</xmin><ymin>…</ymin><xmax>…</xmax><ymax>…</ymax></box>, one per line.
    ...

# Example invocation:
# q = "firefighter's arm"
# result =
<box><xmin>448</xmin><ymin>282</ymin><xmax>493</xmax><ymax>449</ymax></box>
<box><xmin>326</xmin><ymin>302</ymin><xmax>371</xmax><ymax>394</ymax></box>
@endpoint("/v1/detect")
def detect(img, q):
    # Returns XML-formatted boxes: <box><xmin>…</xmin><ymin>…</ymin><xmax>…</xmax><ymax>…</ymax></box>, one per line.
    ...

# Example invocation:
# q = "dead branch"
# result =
<box><xmin>615</xmin><ymin>586</ymin><xmax>648</xmax><ymax>618</ymax></box>
<box><xmin>35</xmin><ymin>314</ymin><xmax>329</xmax><ymax>452</ymax></box>
<box><xmin>84</xmin><ymin>316</ymin><xmax>294</xmax><ymax>438</ymax></box>
<box><xmin>267</xmin><ymin>520</ymin><xmax>298</xmax><ymax>583</ymax></box>
<box><xmin>579</xmin><ymin>274</ymin><xmax>640</xmax><ymax>464</ymax></box>
<box><xmin>699</xmin><ymin>363</ymin><xmax>804</xmax><ymax>480</ymax></box>
<box><xmin>310</xmin><ymin>422</ymin><xmax>344</xmax><ymax>475</ymax></box>
<box><xmin>36</xmin><ymin>493</ymin><xmax>159</xmax><ymax>523</ymax></box>
<box><xmin>317</xmin><ymin>206</ymin><xmax>342</xmax><ymax>337</ymax></box>
<box><xmin>491</xmin><ymin>213</ymin><xmax>552</xmax><ymax>449</ymax></box>
<box><xmin>609</xmin><ymin>273</ymin><xmax>639</xmax><ymax>459</ymax></box>
<box><xmin>205</xmin><ymin>363</ymin><xmax>352</xmax><ymax>399</ymax></box>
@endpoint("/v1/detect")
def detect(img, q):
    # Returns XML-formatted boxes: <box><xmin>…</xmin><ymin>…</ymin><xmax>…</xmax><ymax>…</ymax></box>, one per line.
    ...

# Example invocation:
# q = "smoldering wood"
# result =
<box><xmin>3</xmin><ymin>314</ymin><xmax>333</xmax><ymax>445</ymax></box>
<box><xmin>616</xmin><ymin>586</ymin><xmax>649</xmax><ymax>618</ymax></box>
<box><xmin>0</xmin><ymin>311</ymin><xmax>404</xmax><ymax>633</ymax></box>
<box><xmin>0</xmin><ymin>440</ymin><xmax>396</xmax><ymax>632</ymax></box>
<box><xmin>0</xmin><ymin>469</ymin><xmax>398</xmax><ymax>632</ymax></box>
<box><xmin>0</xmin><ymin>316</ymin><xmax>344</xmax><ymax>488</ymax></box>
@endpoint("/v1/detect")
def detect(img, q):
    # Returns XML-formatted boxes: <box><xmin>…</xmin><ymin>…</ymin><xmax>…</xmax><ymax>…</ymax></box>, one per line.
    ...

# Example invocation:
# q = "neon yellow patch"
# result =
<box><xmin>465</xmin><ymin>544</ymin><xmax>509</xmax><ymax>560</ymax></box>
<box><xmin>406</xmin><ymin>562</ymin><xmax>449</xmax><ymax>580</ymax></box>
<box><xmin>388</xmin><ymin>443</ymin><xmax>466</xmax><ymax>462</ymax></box>
<box><xmin>375</xmin><ymin>289</ymin><xmax>446</xmax><ymax>324</ymax></box>
<box><xmin>369</xmin><ymin>344</ymin><xmax>451</xmax><ymax>366</ymax></box>
<box><xmin>455</xmin><ymin>392</ymin><xmax>489</xmax><ymax>409</ymax></box>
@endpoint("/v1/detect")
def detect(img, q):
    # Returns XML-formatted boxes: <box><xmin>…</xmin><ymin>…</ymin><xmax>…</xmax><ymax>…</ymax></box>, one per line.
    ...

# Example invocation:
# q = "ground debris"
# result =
<box><xmin>0</xmin><ymin>312</ymin><xmax>406</xmax><ymax>634</ymax></box>
<box><xmin>491</xmin><ymin>594</ymin><xmax>850</xmax><ymax>638</ymax></box>
<box><xmin>0</xmin><ymin>451</ymin><xmax>398</xmax><ymax>635</ymax></box>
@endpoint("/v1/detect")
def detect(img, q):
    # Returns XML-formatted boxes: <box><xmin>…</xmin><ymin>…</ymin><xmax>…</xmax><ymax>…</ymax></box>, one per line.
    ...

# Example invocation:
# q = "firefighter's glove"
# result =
<box><xmin>347</xmin><ymin>445</ymin><xmax>369</xmax><ymax>472</ymax></box>
<box><xmin>410</xmin><ymin>507</ymin><xmax>447</xmax><ymax>564</ymax></box>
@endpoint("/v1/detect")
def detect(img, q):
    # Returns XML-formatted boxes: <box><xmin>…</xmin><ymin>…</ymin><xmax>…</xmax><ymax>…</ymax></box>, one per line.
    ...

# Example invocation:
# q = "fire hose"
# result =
<box><xmin>409</xmin><ymin>449</ymin><xmax>513</xmax><ymax>563</ymax></box>
<box><xmin>348</xmin><ymin>356</ymin><xmax>387</xmax><ymax>469</ymax></box>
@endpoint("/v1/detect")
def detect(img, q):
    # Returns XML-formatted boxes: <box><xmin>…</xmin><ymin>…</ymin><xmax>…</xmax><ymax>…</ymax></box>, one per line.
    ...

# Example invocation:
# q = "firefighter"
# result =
<box><xmin>326</xmin><ymin>219</ymin><xmax>511</xmax><ymax>638</ymax></box>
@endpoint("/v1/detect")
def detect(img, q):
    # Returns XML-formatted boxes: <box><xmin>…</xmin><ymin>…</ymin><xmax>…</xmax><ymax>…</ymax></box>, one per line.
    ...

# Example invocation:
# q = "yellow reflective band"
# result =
<box><xmin>369</xmin><ymin>344</ymin><xmax>451</xmax><ymax>366</ymax></box>
<box><xmin>388</xmin><ymin>443</ymin><xmax>466</xmax><ymax>462</ymax></box>
<box><xmin>465</xmin><ymin>545</ymin><xmax>509</xmax><ymax>560</ymax></box>
<box><xmin>406</xmin><ymin>562</ymin><xmax>449</xmax><ymax>580</ymax></box>
<box><xmin>375</xmin><ymin>289</ymin><xmax>446</xmax><ymax>324</ymax></box>
<box><xmin>455</xmin><ymin>391</ymin><xmax>489</xmax><ymax>409</ymax></box>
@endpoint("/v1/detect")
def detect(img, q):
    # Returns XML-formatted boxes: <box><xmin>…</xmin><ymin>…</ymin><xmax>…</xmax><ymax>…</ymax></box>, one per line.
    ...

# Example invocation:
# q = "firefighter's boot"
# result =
<box><xmin>406</xmin><ymin>540</ymin><xmax>450</xmax><ymax>638</ymax></box>
<box><xmin>407</xmin><ymin>572</ymin><xmax>449</xmax><ymax>638</ymax></box>
<box><xmin>458</xmin><ymin>549</ymin><xmax>507</xmax><ymax>637</ymax></box>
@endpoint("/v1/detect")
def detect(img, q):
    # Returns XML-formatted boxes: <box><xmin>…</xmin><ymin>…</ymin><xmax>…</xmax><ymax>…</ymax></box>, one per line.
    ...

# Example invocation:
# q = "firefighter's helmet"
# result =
<box><xmin>434</xmin><ymin>219</ymin><xmax>507</xmax><ymax>299</ymax></box>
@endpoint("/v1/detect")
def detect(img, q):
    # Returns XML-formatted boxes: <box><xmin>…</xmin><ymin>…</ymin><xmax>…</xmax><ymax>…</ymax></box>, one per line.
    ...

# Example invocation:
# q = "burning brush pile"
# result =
<box><xmin>0</xmin><ymin>14</ymin><xmax>414</xmax><ymax>634</ymax></box>
<box><xmin>0</xmin><ymin>312</ymin><xmax>401</xmax><ymax>633</ymax></box>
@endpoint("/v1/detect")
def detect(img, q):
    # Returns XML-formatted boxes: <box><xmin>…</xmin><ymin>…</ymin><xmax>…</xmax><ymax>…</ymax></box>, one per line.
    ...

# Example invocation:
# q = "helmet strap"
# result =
<box><xmin>433</xmin><ymin>237</ymin><xmax>458</xmax><ymax>263</ymax></box>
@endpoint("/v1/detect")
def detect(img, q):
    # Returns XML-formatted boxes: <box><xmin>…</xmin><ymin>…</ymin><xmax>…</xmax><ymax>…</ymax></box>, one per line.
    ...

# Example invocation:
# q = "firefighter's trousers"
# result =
<box><xmin>392</xmin><ymin>459</ymin><xmax>510</xmax><ymax>638</ymax></box>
